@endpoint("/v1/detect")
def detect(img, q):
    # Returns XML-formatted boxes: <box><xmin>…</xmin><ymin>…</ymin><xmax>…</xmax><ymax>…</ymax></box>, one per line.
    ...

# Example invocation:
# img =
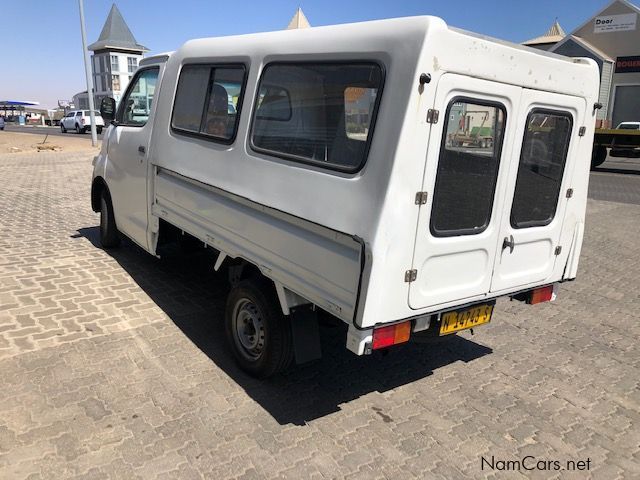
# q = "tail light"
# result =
<box><xmin>529</xmin><ymin>285</ymin><xmax>555</xmax><ymax>304</ymax></box>
<box><xmin>372</xmin><ymin>321</ymin><xmax>411</xmax><ymax>350</ymax></box>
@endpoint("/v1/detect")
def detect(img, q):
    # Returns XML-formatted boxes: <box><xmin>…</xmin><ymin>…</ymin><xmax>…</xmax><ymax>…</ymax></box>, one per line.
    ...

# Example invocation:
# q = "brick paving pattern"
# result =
<box><xmin>0</xmin><ymin>150</ymin><xmax>639</xmax><ymax>479</ymax></box>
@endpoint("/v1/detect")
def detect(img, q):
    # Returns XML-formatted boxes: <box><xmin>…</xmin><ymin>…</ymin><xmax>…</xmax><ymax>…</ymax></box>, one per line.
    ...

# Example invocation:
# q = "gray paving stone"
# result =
<box><xmin>0</xmin><ymin>149</ymin><xmax>638</xmax><ymax>478</ymax></box>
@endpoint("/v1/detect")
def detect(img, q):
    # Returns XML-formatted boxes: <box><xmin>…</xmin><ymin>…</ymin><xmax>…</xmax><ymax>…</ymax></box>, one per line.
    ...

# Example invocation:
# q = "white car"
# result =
<box><xmin>615</xmin><ymin>121</ymin><xmax>640</xmax><ymax>130</ymax></box>
<box><xmin>60</xmin><ymin>110</ymin><xmax>105</xmax><ymax>134</ymax></box>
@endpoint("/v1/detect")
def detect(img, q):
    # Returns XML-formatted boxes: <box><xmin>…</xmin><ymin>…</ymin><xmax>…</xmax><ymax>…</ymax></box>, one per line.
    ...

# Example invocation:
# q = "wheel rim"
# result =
<box><xmin>232</xmin><ymin>297</ymin><xmax>266</xmax><ymax>362</ymax></box>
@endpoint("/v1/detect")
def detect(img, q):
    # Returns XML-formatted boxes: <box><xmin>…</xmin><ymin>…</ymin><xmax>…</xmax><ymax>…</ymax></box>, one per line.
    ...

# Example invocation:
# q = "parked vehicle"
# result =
<box><xmin>60</xmin><ymin>110</ymin><xmax>104</xmax><ymax>134</ymax></box>
<box><xmin>616</xmin><ymin>121</ymin><xmax>640</xmax><ymax>130</ymax></box>
<box><xmin>91</xmin><ymin>16</ymin><xmax>599</xmax><ymax>377</ymax></box>
<box><xmin>592</xmin><ymin>121</ymin><xmax>640</xmax><ymax>167</ymax></box>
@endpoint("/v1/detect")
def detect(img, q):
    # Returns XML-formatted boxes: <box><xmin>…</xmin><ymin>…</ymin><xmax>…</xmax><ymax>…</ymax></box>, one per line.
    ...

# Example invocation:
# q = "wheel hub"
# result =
<box><xmin>233</xmin><ymin>298</ymin><xmax>266</xmax><ymax>361</ymax></box>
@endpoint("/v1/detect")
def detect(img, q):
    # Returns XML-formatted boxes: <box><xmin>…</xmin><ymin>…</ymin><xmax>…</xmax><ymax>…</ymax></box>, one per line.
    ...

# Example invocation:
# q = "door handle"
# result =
<box><xmin>138</xmin><ymin>145</ymin><xmax>146</xmax><ymax>154</ymax></box>
<box><xmin>502</xmin><ymin>235</ymin><xmax>515</xmax><ymax>253</ymax></box>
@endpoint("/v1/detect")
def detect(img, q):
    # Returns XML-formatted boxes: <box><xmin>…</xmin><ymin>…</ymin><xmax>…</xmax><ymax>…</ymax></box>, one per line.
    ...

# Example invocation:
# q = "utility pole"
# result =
<box><xmin>78</xmin><ymin>0</ymin><xmax>98</xmax><ymax>147</ymax></box>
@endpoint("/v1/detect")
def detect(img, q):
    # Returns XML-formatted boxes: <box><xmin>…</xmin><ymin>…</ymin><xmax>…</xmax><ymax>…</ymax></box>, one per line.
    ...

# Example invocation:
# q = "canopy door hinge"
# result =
<box><xmin>566</xmin><ymin>188</ymin><xmax>573</xmax><ymax>198</ymax></box>
<box><xmin>578</xmin><ymin>126</ymin><xmax>586</xmax><ymax>136</ymax></box>
<box><xmin>554</xmin><ymin>246</ymin><xmax>562</xmax><ymax>256</ymax></box>
<box><xmin>426</xmin><ymin>109</ymin><xmax>439</xmax><ymax>124</ymax></box>
<box><xmin>415</xmin><ymin>191</ymin><xmax>428</xmax><ymax>205</ymax></box>
<box><xmin>405</xmin><ymin>269</ymin><xmax>418</xmax><ymax>282</ymax></box>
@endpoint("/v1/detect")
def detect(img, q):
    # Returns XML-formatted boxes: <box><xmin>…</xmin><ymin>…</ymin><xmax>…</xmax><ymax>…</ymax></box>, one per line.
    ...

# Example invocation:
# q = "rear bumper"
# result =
<box><xmin>346</xmin><ymin>283</ymin><xmax>558</xmax><ymax>355</ymax></box>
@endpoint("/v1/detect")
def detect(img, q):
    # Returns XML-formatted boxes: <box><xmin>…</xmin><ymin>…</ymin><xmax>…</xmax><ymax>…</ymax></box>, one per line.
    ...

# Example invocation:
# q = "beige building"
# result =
<box><xmin>524</xmin><ymin>0</ymin><xmax>640</xmax><ymax>126</ymax></box>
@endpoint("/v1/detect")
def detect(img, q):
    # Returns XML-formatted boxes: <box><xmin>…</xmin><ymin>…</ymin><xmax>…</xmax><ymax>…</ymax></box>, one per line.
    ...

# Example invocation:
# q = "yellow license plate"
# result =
<box><xmin>439</xmin><ymin>304</ymin><xmax>493</xmax><ymax>335</ymax></box>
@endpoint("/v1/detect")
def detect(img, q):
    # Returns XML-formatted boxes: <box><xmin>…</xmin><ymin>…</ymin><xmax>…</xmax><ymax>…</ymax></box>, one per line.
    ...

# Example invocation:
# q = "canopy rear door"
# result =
<box><xmin>409</xmin><ymin>74</ymin><xmax>521</xmax><ymax>309</ymax></box>
<box><xmin>489</xmin><ymin>89</ymin><xmax>585</xmax><ymax>293</ymax></box>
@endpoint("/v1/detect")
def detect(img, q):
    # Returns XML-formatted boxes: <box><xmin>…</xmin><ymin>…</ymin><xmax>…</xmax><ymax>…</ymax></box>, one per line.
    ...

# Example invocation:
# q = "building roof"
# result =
<box><xmin>522</xmin><ymin>19</ymin><xmax>566</xmax><ymax>45</ymax></box>
<box><xmin>549</xmin><ymin>35</ymin><xmax>614</xmax><ymax>61</ymax></box>
<box><xmin>88</xmin><ymin>4</ymin><xmax>148</xmax><ymax>52</ymax></box>
<box><xmin>286</xmin><ymin>8</ymin><xmax>311</xmax><ymax>29</ymax></box>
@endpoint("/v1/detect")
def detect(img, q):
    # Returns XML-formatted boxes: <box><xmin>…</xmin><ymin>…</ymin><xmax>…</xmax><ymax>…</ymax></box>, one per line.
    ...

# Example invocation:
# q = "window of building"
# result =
<box><xmin>250</xmin><ymin>62</ymin><xmax>383</xmax><ymax>172</ymax></box>
<box><xmin>171</xmin><ymin>64</ymin><xmax>246</xmax><ymax>143</ymax></box>
<box><xmin>117</xmin><ymin>67</ymin><xmax>159</xmax><ymax>126</ymax></box>
<box><xmin>111</xmin><ymin>75</ymin><xmax>121</xmax><ymax>92</ymax></box>
<box><xmin>510</xmin><ymin>110</ymin><xmax>572</xmax><ymax>229</ymax></box>
<box><xmin>430</xmin><ymin>98</ymin><xmax>506</xmax><ymax>237</ymax></box>
<box><xmin>344</xmin><ymin>87</ymin><xmax>377</xmax><ymax>140</ymax></box>
<box><xmin>127</xmin><ymin>57</ymin><xmax>138</xmax><ymax>73</ymax></box>
<box><xmin>110</xmin><ymin>55</ymin><xmax>119</xmax><ymax>72</ymax></box>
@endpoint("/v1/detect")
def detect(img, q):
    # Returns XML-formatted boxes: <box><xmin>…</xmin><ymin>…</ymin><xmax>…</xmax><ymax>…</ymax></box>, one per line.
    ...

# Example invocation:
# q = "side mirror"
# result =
<box><xmin>100</xmin><ymin>97</ymin><xmax>117</xmax><ymax>124</ymax></box>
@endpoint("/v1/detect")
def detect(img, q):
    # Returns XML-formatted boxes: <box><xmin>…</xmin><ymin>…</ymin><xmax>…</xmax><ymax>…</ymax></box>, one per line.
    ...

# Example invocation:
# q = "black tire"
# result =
<box><xmin>76</xmin><ymin>124</ymin><xmax>83</xmax><ymax>134</ymax></box>
<box><xmin>591</xmin><ymin>145</ymin><xmax>607</xmax><ymax>169</ymax></box>
<box><xmin>97</xmin><ymin>127</ymin><xmax>103</xmax><ymax>134</ymax></box>
<box><xmin>225</xmin><ymin>278</ymin><xmax>293</xmax><ymax>378</ymax></box>
<box><xmin>61</xmin><ymin>123</ymin><xmax>66</xmax><ymax>133</ymax></box>
<box><xmin>99</xmin><ymin>189</ymin><xmax>120</xmax><ymax>248</ymax></box>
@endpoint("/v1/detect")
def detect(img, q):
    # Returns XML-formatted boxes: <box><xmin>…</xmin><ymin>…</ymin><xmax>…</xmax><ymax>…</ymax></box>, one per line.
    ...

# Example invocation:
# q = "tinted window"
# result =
<box><xmin>251</xmin><ymin>63</ymin><xmax>383</xmax><ymax>172</ymax></box>
<box><xmin>75</xmin><ymin>112</ymin><xmax>82</xmax><ymax>117</ymax></box>
<box><xmin>510</xmin><ymin>110</ymin><xmax>572</xmax><ymax>228</ymax></box>
<box><xmin>430</xmin><ymin>99</ymin><xmax>506</xmax><ymax>237</ymax></box>
<box><xmin>256</xmin><ymin>86</ymin><xmax>291</xmax><ymax>121</ymax></box>
<box><xmin>171</xmin><ymin>64</ymin><xmax>246</xmax><ymax>143</ymax></box>
<box><xmin>117</xmin><ymin>67</ymin><xmax>159</xmax><ymax>126</ymax></box>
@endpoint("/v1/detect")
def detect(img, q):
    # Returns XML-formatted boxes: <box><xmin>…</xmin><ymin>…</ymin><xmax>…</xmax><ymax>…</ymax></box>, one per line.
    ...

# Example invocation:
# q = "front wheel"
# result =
<box><xmin>99</xmin><ymin>190</ymin><xmax>120</xmax><ymax>248</ymax></box>
<box><xmin>76</xmin><ymin>124</ymin><xmax>83</xmax><ymax>134</ymax></box>
<box><xmin>225</xmin><ymin>279</ymin><xmax>293</xmax><ymax>378</ymax></box>
<box><xmin>61</xmin><ymin>123</ymin><xmax>67</xmax><ymax>133</ymax></box>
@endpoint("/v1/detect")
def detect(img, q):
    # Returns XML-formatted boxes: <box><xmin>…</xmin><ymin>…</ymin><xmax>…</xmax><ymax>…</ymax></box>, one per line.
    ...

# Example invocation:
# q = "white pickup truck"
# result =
<box><xmin>91</xmin><ymin>16</ymin><xmax>599</xmax><ymax>377</ymax></box>
<box><xmin>61</xmin><ymin>110</ymin><xmax>105</xmax><ymax>134</ymax></box>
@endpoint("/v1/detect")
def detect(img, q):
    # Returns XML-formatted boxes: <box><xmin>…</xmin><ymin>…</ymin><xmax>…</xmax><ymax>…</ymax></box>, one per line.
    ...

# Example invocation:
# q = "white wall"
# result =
<box><xmin>91</xmin><ymin>51</ymin><xmax>144</xmax><ymax>102</ymax></box>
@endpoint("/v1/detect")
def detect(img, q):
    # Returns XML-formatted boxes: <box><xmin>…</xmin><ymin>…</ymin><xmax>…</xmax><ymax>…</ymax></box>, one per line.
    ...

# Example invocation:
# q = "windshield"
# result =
<box><xmin>618</xmin><ymin>123</ymin><xmax>640</xmax><ymax>130</ymax></box>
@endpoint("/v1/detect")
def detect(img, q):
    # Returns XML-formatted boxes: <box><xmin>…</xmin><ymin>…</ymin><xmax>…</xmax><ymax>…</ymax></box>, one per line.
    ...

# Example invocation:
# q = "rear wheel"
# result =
<box><xmin>97</xmin><ymin>127</ymin><xmax>103</xmax><ymax>134</ymax></box>
<box><xmin>225</xmin><ymin>278</ymin><xmax>293</xmax><ymax>378</ymax></box>
<box><xmin>591</xmin><ymin>145</ymin><xmax>607</xmax><ymax>169</ymax></box>
<box><xmin>99</xmin><ymin>190</ymin><xmax>120</xmax><ymax>248</ymax></box>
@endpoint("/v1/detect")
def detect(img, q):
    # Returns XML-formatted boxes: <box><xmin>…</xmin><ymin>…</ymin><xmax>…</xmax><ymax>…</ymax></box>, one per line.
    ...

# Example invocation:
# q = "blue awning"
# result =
<box><xmin>0</xmin><ymin>100</ymin><xmax>40</xmax><ymax>106</ymax></box>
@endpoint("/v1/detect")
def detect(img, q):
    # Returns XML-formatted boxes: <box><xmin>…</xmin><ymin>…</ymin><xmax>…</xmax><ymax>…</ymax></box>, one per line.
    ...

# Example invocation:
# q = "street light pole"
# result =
<box><xmin>78</xmin><ymin>0</ymin><xmax>98</xmax><ymax>147</ymax></box>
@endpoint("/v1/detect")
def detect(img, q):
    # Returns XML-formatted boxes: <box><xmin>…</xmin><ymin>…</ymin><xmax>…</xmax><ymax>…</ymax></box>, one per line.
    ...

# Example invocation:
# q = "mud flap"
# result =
<box><xmin>290</xmin><ymin>307</ymin><xmax>322</xmax><ymax>364</ymax></box>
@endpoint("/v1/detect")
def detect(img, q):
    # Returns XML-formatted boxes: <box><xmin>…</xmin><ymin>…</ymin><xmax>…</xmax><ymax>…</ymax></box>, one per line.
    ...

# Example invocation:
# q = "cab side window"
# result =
<box><xmin>171</xmin><ymin>64</ymin><xmax>246</xmax><ymax>144</ymax></box>
<box><xmin>117</xmin><ymin>67</ymin><xmax>159</xmax><ymax>126</ymax></box>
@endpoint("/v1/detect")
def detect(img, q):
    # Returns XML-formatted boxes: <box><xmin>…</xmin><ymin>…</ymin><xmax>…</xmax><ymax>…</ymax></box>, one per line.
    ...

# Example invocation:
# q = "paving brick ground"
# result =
<box><xmin>0</xmin><ymin>149</ymin><xmax>639</xmax><ymax>479</ymax></box>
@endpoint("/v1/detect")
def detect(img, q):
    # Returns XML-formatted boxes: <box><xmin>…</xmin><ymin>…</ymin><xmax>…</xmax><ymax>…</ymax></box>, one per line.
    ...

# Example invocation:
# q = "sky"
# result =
<box><xmin>0</xmin><ymin>0</ymin><xmax>627</xmax><ymax>109</ymax></box>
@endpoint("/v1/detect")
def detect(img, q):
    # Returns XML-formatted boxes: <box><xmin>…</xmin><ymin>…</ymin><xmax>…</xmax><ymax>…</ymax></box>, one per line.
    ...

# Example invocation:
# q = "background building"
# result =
<box><xmin>73</xmin><ymin>4</ymin><xmax>148</xmax><ymax>110</ymax></box>
<box><xmin>524</xmin><ymin>0</ymin><xmax>640</xmax><ymax>127</ymax></box>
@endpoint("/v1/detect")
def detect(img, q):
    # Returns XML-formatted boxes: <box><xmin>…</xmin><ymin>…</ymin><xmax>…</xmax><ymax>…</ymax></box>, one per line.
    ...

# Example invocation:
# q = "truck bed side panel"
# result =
<box><xmin>153</xmin><ymin>168</ymin><xmax>363</xmax><ymax>321</ymax></box>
